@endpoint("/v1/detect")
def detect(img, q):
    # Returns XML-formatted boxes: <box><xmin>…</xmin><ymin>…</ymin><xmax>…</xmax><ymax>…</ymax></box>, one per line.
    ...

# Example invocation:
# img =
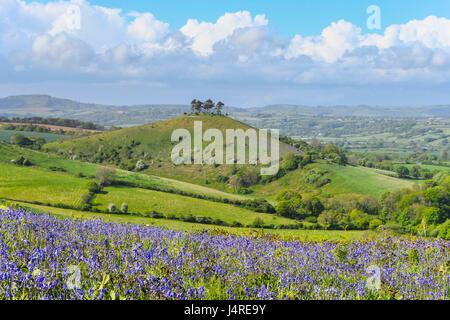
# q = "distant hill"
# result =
<box><xmin>243</xmin><ymin>104</ymin><xmax>450</xmax><ymax>118</ymax></box>
<box><xmin>0</xmin><ymin>95</ymin><xmax>244</xmax><ymax>127</ymax></box>
<box><xmin>45</xmin><ymin>115</ymin><xmax>294</xmax><ymax>189</ymax></box>
<box><xmin>1</xmin><ymin>95</ymin><xmax>449</xmax><ymax>129</ymax></box>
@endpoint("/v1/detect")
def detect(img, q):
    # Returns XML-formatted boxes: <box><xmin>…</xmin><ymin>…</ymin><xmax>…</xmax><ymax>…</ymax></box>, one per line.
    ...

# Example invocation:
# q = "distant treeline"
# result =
<box><xmin>0</xmin><ymin>117</ymin><xmax>104</xmax><ymax>130</ymax></box>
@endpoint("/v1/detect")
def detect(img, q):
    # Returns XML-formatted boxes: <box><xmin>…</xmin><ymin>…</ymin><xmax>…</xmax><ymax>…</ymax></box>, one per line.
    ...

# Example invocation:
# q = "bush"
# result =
<box><xmin>396</xmin><ymin>166</ymin><xmax>410</xmax><ymax>178</ymax></box>
<box><xmin>107</xmin><ymin>203</ymin><xmax>117</xmax><ymax>213</ymax></box>
<box><xmin>147</xmin><ymin>211</ymin><xmax>163</xmax><ymax>219</ymax></box>
<box><xmin>87</xmin><ymin>182</ymin><xmax>102</xmax><ymax>193</ymax></box>
<box><xmin>304</xmin><ymin>169</ymin><xmax>330</xmax><ymax>187</ymax></box>
<box><xmin>11</xmin><ymin>156</ymin><xmax>32</xmax><ymax>166</ymax></box>
<box><xmin>96</xmin><ymin>167</ymin><xmax>116</xmax><ymax>186</ymax></box>
<box><xmin>135</xmin><ymin>160</ymin><xmax>149</xmax><ymax>171</ymax></box>
<box><xmin>121</xmin><ymin>203</ymin><xmax>129</xmax><ymax>214</ymax></box>
<box><xmin>281</xmin><ymin>153</ymin><xmax>301</xmax><ymax>171</ymax></box>
<box><xmin>317</xmin><ymin>211</ymin><xmax>342</xmax><ymax>230</ymax></box>
<box><xmin>251</xmin><ymin>217</ymin><xmax>265</xmax><ymax>228</ymax></box>
<box><xmin>181</xmin><ymin>214</ymin><xmax>196</xmax><ymax>223</ymax></box>
<box><xmin>369</xmin><ymin>218</ymin><xmax>383</xmax><ymax>230</ymax></box>
<box><xmin>437</xmin><ymin>220</ymin><xmax>450</xmax><ymax>240</ymax></box>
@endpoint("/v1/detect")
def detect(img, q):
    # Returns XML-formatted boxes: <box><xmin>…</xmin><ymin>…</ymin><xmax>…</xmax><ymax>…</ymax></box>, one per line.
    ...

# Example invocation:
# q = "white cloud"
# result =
<box><xmin>363</xmin><ymin>16</ymin><xmax>450</xmax><ymax>49</ymax></box>
<box><xmin>285</xmin><ymin>20</ymin><xmax>362</xmax><ymax>63</ymax></box>
<box><xmin>32</xmin><ymin>33</ymin><xmax>94</xmax><ymax>68</ymax></box>
<box><xmin>127</xmin><ymin>12</ymin><xmax>169</xmax><ymax>43</ymax></box>
<box><xmin>180</xmin><ymin>11</ymin><xmax>268</xmax><ymax>56</ymax></box>
<box><xmin>1</xmin><ymin>0</ymin><xmax>450</xmax><ymax>105</ymax></box>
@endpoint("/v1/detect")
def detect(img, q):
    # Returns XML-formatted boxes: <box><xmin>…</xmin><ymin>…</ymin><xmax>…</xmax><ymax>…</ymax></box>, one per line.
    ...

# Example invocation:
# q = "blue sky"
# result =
<box><xmin>1</xmin><ymin>0</ymin><xmax>450</xmax><ymax>106</ymax></box>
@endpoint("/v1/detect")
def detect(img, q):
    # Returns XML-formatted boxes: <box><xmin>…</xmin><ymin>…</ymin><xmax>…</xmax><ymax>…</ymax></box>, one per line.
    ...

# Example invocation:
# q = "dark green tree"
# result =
<box><xmin>203</xmin><ymin>99</ymin><xmax>214</xmax><ymax>113</ymax></box>
<box><xmin>215</xmin><ymin>101</ymin><xmax>224</xmax><ymax>115</ymax></box>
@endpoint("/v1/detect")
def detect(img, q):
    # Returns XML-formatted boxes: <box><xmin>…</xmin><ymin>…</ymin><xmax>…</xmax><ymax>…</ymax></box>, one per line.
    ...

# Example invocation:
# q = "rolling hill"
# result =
<box><xmin>0</xmin><ymin>95</ymin><xmax>242</xmax><ymax>127</ymax></box>
<box><xmin>2</xmin><ymin>95</ymin><xmax>450</xmax><ymax>128</ymax></box>
<box><xmin>44</xmin><ymin>114</ymin><xmax>296</xmax><ymax>190</ymax></box>
<box><xmin>43</xmin><ymin>114</ymin><xmax>419</xmax><ymax>200</ymax></box>
<box><xmin>253</xmin><ymin>162</ymin><xmax>417</xmax><ymax>199</ymax></box>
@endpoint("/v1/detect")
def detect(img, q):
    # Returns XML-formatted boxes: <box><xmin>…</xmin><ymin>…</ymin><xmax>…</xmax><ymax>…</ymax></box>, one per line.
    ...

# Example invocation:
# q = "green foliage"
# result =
<box><xmin>11</xmin><ymin>155</ymin><xmax>32</xmax><ymax>166</ymax></box>
<box><xmin>437</xmin><ymin>220</ymin><xmax>450</xmax><ymax>240</ymax></box>
<box><xmin>107</xmin><ymin>203</ymin><xmax>117</xmax><ymax>213</ymax></box>
<box><xmin>121</xmin><ymin>203</ymin><xmax>129</xmax><ymax>214</ymax></box>
<box><xmin>95</xmin><ymin>167</ymin><xmax>116</xmax><ymax>186</ymax></box>
<box><xmin>135</xmin><ymin>160</ymin><xmax>149</xmax><ymax>171</ymax></box>
<box><xmin>395</xmin><ymin>166</ymin><xmax>410</xmax><ymax>178</ymax></box>
<box><xmin>304</xmin><ymin>169</ymin><xmax>331</xmax><ymax>188</ymax></box>
<box><xmin>93</xmin><ymin>186</ymin><xmax>295</xmax><ymax>228</ymax></box>
<box><xmin>369</xmin><ymin>218</ymin><xmax>383</xmax><ymax>230</ymax></box>
<box><xmin>381</xmin><ymin>173</ymin><xmax>450</xmax><ymax>234</ymax></box>
<box><xmin>274</xmin><ymin>191</ymin><xmax>325</xmax><ymax>221</ymax></box>
<box><xmin>280</xmin><ymin>153</ymin><xmax>301</xmax><ymax>171</ymax></box>
<box><xmin>317</xmin><ymin>211</ymin><xmax>342</xmax><ymax>230</ymax></box>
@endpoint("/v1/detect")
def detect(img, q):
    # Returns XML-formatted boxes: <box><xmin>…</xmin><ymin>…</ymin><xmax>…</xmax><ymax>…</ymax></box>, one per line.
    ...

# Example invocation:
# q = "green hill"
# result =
<box><xmin>0</xmin><ymin>160</ymin><xmax>293</xmax><ymax>228</ymax></box>
<box><xmin>44</xmin><ymin>115</ymin><xmax>416</xmax><ymax>199</ymax></box>
<box><xmin>45</xmin><ymin>115</ymin><xmax>294</xmax><ymax>190</ymax></box>
<box><xmin>0</xmin><ymin>142</ymin><xmax>249</xmax><ymax>202</ymax></box>
<box><xmin>253</xmin><ymin>162</ymin><xmax>417</xmax><ymax>199</ymax></box>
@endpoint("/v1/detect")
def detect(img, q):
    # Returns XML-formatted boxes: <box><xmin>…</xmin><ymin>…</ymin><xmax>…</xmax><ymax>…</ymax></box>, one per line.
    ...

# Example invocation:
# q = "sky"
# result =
<box><xmin>1</xmin><ymin>0</ymin><xmax>450</xmax><ymax>106</ymax></box>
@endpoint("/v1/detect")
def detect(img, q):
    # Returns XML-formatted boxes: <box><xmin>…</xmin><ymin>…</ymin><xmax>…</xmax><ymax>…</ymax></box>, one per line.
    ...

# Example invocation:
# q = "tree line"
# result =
<box><xmin>0</xmin><ymin>116</ymin><xmax>104</xmax><ymax>130</ymax></box>
<box><xmin>190</xmin><ymin>99</ymin><xmax>225</xmax><ymax>115</ymax></box>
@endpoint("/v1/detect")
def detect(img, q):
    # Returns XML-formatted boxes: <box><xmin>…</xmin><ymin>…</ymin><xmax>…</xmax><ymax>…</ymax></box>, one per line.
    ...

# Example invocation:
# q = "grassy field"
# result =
<box><xmin>254</xmin><ymin>162</ymin><xmax>417</xmax><ymax>199</ymax></box>
<box><xmin>0</xmin><ymin>162</ymin><xmax>89</xmax><ymax>207</ymax></box>
<box><xmin>93</xmin><ymin>186</ymin><xmax>294</xmax><ymax>226</ymax></box>
<box><xmin>319</xmin><ymin>164</ymin><xmax>416</xmax><ymax>197</ymax></box>
<box><xmin>404</xmin><ymin>163</ymin><xmax>450</xmax><ymax>173</ymax></box>
<box><xmin>0</xmin><ymin>160</ymin><xmax>287</xmax><ymax>228</ymax></box>
<box><xmin>0</xmin><ymin>129</ymin><xmax>66</xmax><ymax>142</ymax></box>
<box><xmin>0</xmin><ymin>142</ymin><xmax>248</xmax><ymax>202</ymax></box>
<box><xmin>10</xmin><ymin>202</ymin><xmax>371</xmax><ymax>242</ymax></box>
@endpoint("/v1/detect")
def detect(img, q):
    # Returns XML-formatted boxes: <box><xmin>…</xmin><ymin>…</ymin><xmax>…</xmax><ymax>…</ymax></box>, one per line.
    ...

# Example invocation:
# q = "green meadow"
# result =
<box><xmin>0</xmin><ymin>142</ymin><xmax>248</xmax><ymax>202</ymax></box>
<box><xmin>11</xmin><ymin>202</ymin><xmax>370</xmax><ymax>242</ymax></box>
<box><xmin>0</xmin><ymin>129</ymin><xmax>66</xmax><ymax>142</ymax></box>
<box><xmin>93</xmin><ymin>186</ymin><xmax>294</xmax><ymax>226</ymax></box>
<box><xmin>253</xmin><ymin>162</ymin><xmax>416</xmax><ymax>199</ymax></box>
<box><xmin>0</xmin><ymin>162</ymin><xmax>89</xmax><ymax>207</ymax></box>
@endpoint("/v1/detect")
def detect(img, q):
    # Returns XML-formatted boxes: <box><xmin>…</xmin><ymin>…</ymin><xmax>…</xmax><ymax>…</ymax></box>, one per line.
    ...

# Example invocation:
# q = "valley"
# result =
<box><xmin>1</xmin><ymin>110</ymin><xmax>448</xmax><ymax>240</ymax></box>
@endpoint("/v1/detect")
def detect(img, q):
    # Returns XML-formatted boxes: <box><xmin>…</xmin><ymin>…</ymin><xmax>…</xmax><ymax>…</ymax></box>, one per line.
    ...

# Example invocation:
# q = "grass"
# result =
<box><xmin>403</xmin><ymin>163</ymin><xmax>450</xmax><ymax>173</ymax></box>
<box><xmin>0</xmin><ymin>129</ymin><xmax>66</xmax><ymax>142</ymax></box>
<box><xmin>254</xmin><ymin>162</ymin><xmax>417</xmax><ymax>199</ymax></box>
<box><xmin>93</xmin><ymin>186</ymin><xmax>295</xmax><ymax>227</ymax></box>
<box><xmin>10</xmin><ymin>202</ymin><xmax>370</xmax><ymax>242</ymax></box>
<box><xmin>319</xmin><ymin>164</ymin><xmax>416</xmax><ymax>197</ymax></box>
<box><xmin>0</xmin><ymin>159</ymin><xmax>278</xmax><ymax>228</ymax></box>
<box><xmin>0</xmin><ymin>162</ymin><xmax>89</xmax><ymax>207</ymax></box>
<box><xmin>0</xmin><ymin>142</ymin><xmax>248</xmax><ymax>201</ymax></box>
<box><xmin>45</xmin><ymin>115</ymin><xmax>294</xmax><ymax>190</ymax></box>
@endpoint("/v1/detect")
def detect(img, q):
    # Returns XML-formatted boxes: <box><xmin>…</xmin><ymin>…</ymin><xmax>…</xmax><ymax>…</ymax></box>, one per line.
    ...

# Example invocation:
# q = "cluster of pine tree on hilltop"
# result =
<box><xmin>190</xmin><ymin>99</ymin><xmax>225</xmax><ymax>115</ymax></box>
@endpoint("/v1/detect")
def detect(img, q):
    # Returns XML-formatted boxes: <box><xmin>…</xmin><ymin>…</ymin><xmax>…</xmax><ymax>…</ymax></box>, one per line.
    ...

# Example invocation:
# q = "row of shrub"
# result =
<box><xmin>143</xmin><ymin>210</ymin><xmax>304</xmax><ymax>230</ymax></box>
<box><xmin>112</xmin><ymin>179</ymin><xmax>275</xmax><ymax>213</ymax></box>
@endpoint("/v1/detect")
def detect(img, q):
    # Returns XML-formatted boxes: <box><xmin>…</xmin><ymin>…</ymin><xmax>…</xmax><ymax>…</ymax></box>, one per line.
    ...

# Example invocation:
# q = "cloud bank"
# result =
<box><xmin>1</xmin><ymin>0</ymin><xmax>450</xmax><ymax>106</ymax></box>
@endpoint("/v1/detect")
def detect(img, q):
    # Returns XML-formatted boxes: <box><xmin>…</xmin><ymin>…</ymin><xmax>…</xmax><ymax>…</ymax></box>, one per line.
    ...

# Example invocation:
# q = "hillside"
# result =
<box><xmin>253</xmin><ymin>162</ymin><xmax>417</xmax><ymax>199</ymax></box>
<box><xmin>0</xmin><ymin>142</ymin><xmax>249</xmax><ymax>202</ymax></box>
<box><xmin>0</xmin><ymin>95</ymin><xmax>241</xmax><ymax>127</ymax></box>
<box><xmin>44</xmin><ymin>115</ymin><xmax>295</xmax><ymax>190</ymax></box>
